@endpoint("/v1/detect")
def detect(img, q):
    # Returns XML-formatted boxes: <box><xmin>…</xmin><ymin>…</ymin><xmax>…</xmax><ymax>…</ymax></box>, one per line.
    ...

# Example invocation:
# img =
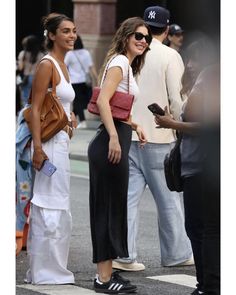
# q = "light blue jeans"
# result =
<box><xmin>118</xmin><ymin>141</ymin><xmax>192</xmax><ymax>266</ymax></box>
<box><xmin>21</xmin><ymin>75</ymin><xmax>33</xmax><ymax>107</ymax></box>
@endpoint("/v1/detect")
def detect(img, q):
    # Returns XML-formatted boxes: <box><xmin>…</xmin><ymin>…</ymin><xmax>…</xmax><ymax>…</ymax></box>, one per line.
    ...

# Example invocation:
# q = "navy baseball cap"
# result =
<box><xmin>144</xmin><ymin>6</ymin><xmax>170</xmax><ymax>28</ymax></box>
<box><xmin>169</xmin><ymin>24</ymin><xmax>184</xmax><ymax>35</ymax></box>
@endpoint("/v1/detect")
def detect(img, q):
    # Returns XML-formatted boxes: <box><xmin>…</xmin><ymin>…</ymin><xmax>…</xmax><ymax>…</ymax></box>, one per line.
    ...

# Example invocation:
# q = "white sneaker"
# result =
<box><xmin>24</xmin><ymin>269</ymin><xmax>32</xmax><ymax>284</ymax></box>
<box><xmin>76</xmin><ymin>121</ymin><xmax>87</xmax><ymax>129</ymax></box>
<box><xmin>112</xmin><ymin>260</ymin><xmax>145</xmax><ymax>271</ymax></box>
<box><xmin>164</xmin><ymin>256</ymin><xmax>195</xmax><ymax>267</ymax></box>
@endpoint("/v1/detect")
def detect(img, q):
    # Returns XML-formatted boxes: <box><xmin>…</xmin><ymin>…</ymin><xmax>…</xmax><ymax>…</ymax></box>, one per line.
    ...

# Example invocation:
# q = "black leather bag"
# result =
<box><xmin>164</xmin><ymin>133</ymin><xmax>183</xmax><ymax>192</ymax></box>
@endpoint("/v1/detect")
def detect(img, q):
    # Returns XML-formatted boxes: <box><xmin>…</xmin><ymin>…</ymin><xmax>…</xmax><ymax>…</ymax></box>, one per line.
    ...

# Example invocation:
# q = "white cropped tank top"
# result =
<box><xmin>42</xmin><ymin>55</ymin><xmax>75</xmax><ymax>119</ymax></box>
<box><xmin>100</xmin><ymin>55</ymin><xmax>139</xmax><ymax>116</ymax></box>
<box><xmin>101</xmin><ymin>55</ymin><xmax>139</xmax><ymax>98</ymax></box>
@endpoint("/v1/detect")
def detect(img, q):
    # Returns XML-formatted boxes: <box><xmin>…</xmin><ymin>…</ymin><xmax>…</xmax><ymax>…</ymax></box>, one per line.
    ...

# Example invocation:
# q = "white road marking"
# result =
<box><xmin>17</xmin><ymin>275</ymin><xmax>197</xmax><ymax>294</ymax></box>
<box><xmin>70</xmin><ymin>173</ymin><xmax>89</xmax><ymax>180</ymax></box>
<box><xmin>147</xmin><ymin>274</ymin><xmax>197</xmax><ymax>288</ymax></box>
<box><xmin>16</xmin><ymin>284</ymin><xmax>106</xmax><ymax>295</ymax></box>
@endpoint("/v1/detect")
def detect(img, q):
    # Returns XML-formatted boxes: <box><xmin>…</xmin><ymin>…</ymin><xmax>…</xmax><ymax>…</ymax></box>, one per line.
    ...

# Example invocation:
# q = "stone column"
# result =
<box><xmin>72</xmin><ymin>0</ymin><xmax>117</xmax><ymax>72</ymax></box>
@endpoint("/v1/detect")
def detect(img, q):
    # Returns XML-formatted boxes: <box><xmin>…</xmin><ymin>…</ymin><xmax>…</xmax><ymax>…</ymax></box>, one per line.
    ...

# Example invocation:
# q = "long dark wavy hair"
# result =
<box><xmin>98</xmin><ymin>17</ymin><xmax>152</xmax><ymax>83</ymax></box>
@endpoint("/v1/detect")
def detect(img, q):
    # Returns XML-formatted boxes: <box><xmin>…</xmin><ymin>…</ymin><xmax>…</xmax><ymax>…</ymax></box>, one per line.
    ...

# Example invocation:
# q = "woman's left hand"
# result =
<box><xmin>136</xmin><ymin>125</ymin><xmax>147</xmax><ymax>147</ymax></box>
<box><xmin>155</xmin><ymin>106</ymin><xmax>175</xmax><ymax>129</ymax></box>
<box><xmin>70</xmin><ymin>112</ymin><xmax>78</xmax><ymax>129</ymax></box>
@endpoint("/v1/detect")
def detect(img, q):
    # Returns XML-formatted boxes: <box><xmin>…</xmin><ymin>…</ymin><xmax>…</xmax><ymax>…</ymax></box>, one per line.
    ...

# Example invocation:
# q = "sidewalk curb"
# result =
<box><xmin>69</xmin><ymin>153</ymin><xmax>88</xmax><ymax>162</ymax></box>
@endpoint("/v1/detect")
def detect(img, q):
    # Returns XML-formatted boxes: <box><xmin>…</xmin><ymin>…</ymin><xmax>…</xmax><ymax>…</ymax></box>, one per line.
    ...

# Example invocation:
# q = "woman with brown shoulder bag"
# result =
<box><xmin>25</xmin><ymin>13</ymin><xmax>78</xmax><ymax>285</ymax></box>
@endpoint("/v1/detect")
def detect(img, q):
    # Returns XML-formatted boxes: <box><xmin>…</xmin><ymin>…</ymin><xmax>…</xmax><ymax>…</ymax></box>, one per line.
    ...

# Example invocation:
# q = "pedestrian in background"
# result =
<box><xmin>65</xmin><ymin>35</ymin><xmax>98</xmax><ymax>129</ymax></box>
<box><xmin>17</xmin><ymin>35</ymin><xmax>44</xmax><ymax>107</ymax></box>
<box><xmin>113</xmin><ymin>6</ymin><xmax>193</xmax><ymax>272</ymax></box>
<box><xmin>167</xmin><ymin>23</ymin><xmax>184</xmax><ymax>53</ymax></box>
<box><xmin>88</xmin><ymin>17</ymin><xmax>151</xmax><ymax>293</ymax></box>
<box><xmin>25</xmin><ymin>13</ymin><xmax>77</xmax><ymax>285</ymax></box>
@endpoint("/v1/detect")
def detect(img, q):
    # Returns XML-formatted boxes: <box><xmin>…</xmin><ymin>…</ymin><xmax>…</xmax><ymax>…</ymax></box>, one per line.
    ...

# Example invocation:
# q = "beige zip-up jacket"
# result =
<box><xmin>132</xmin><ymin>38</ymin><xmax>184</xmax><ymax>144</ymax></box>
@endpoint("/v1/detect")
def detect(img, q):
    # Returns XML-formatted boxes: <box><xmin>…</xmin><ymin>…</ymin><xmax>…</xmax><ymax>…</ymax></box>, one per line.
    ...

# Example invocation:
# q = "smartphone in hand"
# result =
<box><xmin>147</xmin><ymin>103</ymin><xmax>165</xmax><ymax>116</ymax></box>
<box><xmin>41</xmin><ymin>160</ymin><xmax>57</xmax><ymax>177</ymax></box>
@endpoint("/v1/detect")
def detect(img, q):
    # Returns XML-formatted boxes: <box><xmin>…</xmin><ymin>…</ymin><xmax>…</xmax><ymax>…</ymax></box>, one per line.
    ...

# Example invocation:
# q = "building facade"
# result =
<box><xmin>16</xmin><ymin>0</ymin><xmax>220</xmax><ymax>71</ymax></box>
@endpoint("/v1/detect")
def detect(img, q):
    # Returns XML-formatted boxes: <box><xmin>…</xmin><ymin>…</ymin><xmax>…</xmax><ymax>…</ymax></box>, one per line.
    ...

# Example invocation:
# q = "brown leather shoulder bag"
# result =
<box><xmin>23</xmin><ymin>58</ymin><xmax>68</xmax><ymax>142</ymax></box>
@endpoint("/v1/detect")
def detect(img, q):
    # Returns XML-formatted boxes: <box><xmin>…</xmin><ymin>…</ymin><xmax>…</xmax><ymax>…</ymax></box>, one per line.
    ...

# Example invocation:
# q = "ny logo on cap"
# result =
<box><xmin>148</xmin><ymin>11</ymin><xmax>156</xmax><ymax>19</ymax></box>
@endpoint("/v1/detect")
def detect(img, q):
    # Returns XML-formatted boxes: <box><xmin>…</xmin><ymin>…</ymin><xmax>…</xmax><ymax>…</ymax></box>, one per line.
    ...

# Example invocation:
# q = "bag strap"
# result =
<box><xmin>27</xmin><ymin>58</ymin><xmax>57</xmax><ymax>104</ymax></box>
<box><xmin>42</xmin><ymin>58</ymin><xmax>57</xmax><ymax>96</ymax></box>
<box><xmin>102</xmin><ymin>55</ymin><xmax>130</xmax><ymax>94</ymax></box>
<box><xmin>73</xmin><ymin>51</ymin><xmax>87</xmax><ymax>75</ymax></box>
<box><xmin>175</xmin><ymin>131</ymin><xmax>182</xmax><ymax>147</ymax></box>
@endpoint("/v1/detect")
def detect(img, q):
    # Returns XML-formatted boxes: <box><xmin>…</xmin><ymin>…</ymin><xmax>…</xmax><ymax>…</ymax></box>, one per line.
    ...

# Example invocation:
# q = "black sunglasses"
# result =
<box><xmin>134</xmin><ymin>32</ymin><xmax>152</xmax><ymax>44</ymax></box>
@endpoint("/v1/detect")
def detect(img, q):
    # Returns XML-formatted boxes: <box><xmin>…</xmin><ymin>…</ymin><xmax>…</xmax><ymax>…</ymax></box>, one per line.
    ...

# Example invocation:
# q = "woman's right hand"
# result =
<box><xmin>108</xmin><ymin>135</ymin><xmax>121</xmax><ymax>164</ymax></box>
<box><xmin>32</xmin><ymin>147</ymin><xmax>48</xmax><ymax>170</ymax></box>
<box><xmin>154</xmin><ymin>106</ymin><xmax>175</xmax><ymax>129</ymax></box>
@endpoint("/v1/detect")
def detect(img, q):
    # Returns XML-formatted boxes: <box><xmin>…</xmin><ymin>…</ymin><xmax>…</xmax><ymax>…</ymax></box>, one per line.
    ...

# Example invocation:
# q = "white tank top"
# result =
<box><xmin>101</xmin><ymin>54</ymin><xmax>139</xmax><ymax>98</ymax></box>
<box><xmin>42</xmin><ymin>55</ymin><xmax>75</xmax><ymax>119</ymax></box>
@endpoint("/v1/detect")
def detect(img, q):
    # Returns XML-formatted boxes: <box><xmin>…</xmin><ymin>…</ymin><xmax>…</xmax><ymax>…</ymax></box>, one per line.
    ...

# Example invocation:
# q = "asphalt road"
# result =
<box><xmin>16</xmin><ymin>163</ymin><xmax>196</xmax><ymax>295</ymax></box>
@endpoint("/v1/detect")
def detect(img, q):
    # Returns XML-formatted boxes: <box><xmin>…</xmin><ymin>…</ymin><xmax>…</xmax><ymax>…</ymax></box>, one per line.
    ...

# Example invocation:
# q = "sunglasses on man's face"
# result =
<box><xmin>134</xmin><ymin>32</ymin><xmax>152</xmax><ymax>44</ymax></box>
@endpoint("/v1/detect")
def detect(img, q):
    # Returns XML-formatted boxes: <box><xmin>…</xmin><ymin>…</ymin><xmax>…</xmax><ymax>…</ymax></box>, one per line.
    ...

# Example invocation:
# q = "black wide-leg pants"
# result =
<box><xmin>88</xmin><ymin>120</ymin><xmax>132</xmax><ymax>263</ymax></box>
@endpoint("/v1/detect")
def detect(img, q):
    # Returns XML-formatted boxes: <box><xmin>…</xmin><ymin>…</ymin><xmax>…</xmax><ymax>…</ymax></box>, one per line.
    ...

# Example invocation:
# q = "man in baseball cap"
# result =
<box><xmin>168</xmin><ymin>24</ymin><xmax>184</xmax><ymax>52</ymax></box>
<box><xmin>112</xmin><ymin>5</ymin><xmax>194</xmax><ymax>273</ymax></box>
<box><xmin>143</xmin><ymin>5</ymin><xmax>170</xmax><ymax>27</ymax></box>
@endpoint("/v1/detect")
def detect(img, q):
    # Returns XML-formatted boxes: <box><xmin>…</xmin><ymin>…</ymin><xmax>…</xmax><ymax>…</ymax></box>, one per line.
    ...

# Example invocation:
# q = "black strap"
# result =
<box><xmin>175</xmin><ymin>131</ymin><xmax>182</xmax><ymax>146</ymax></box>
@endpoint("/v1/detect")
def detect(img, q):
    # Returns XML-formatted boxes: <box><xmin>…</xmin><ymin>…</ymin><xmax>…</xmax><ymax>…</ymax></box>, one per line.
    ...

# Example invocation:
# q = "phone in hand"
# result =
<box><xmin>147</xmin><ymin>103</ymin><xmax>165</xmax><ymax>116</ymax></box>
<box><xmin>40</xmin><ymin>160</ymin><xmax>57</xmax><ymax>177</ymax></box>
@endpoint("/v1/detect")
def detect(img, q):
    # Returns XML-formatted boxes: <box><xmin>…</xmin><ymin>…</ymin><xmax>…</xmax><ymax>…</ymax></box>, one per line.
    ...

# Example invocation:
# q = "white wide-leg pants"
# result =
<box><xmin>26</xmin><ymin>204</ymin><xmax>74</xmax><ymax>284</ymax></box>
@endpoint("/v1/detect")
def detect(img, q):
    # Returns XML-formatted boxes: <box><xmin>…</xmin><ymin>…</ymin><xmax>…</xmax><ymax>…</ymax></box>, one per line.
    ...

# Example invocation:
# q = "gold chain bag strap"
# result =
<box><xmin>87</xmin><ymin>56</ymin><xmax>134</xmax><ymax>121</ymax></box>
<box><xmin>23</xmin><ymin>58</ymin><xmax>68</xmax><ymax>142</ymax></box>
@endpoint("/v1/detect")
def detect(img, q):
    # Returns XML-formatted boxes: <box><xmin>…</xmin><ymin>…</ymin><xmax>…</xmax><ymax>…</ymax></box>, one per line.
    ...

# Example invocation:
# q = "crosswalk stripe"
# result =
<box><xmin>147</xmin><ymin>274</ymin><xmax>197</xmax><ymax>288</ymax></box>
<box><xmin>17</xmin><ymin>274</ymin><xmax>197</xmax><ymax>294</ymax></box>
<box><xmin>16</xmin><ymin>284</ymin><xmax>106</xmax><ymax>295</ymax></box>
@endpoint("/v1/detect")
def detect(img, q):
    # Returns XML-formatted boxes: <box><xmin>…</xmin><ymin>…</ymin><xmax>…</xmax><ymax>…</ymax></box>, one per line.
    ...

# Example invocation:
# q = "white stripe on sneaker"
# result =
<box><xmin>117</xmin><ymin>284</ymin><xmax>123</xmax><ymax>291</ymax></box>
<box><xmin>114</xmin><ymin>283</ymin><xmax>120</xmax><ymax>290</ymax></box>
<box><xmin>108</xmin><ymin>283</ymin><xmax>115</xmax><ymax>290</ymax></box>
<box><xmin>108</xmin><ymin>282</ymin><xmax>123</xmax><ymax>291</ymax></box>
